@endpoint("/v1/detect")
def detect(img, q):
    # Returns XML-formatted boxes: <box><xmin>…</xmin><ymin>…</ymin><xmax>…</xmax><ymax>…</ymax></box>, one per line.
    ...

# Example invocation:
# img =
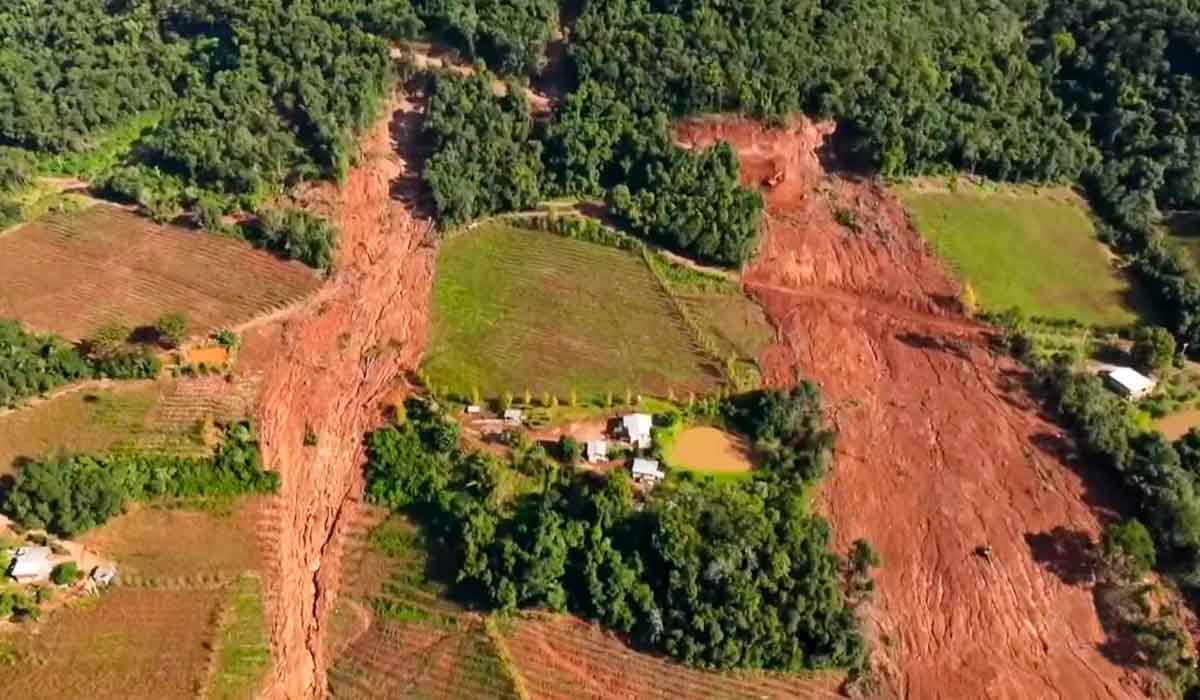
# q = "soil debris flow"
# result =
<box><xmin>247</xmin><ymin>90</ymin><xmax>435</xmax><ymax>699</ymax></box>
<box><xmin>677</xmin><ymin>117</ymin><xmax>1147</xmax><ymax>698</ymax></box>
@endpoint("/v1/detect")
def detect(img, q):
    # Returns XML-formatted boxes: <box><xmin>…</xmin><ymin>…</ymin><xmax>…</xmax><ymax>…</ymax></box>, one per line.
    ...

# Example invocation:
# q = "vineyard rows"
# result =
<box><xmin>501</xmin><ymin>614</ymin><xmax>848</xmax><ymax>700</ymax></box>
<box><xmin>0</xmin><ymin>205</ymin><xmax>320</xmax><ymax>339</ymax></box>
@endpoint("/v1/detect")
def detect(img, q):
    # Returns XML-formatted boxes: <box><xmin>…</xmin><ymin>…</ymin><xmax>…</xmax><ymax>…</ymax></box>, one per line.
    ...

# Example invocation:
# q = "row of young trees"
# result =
<box><xmin>365</xmin><ymin>389</ymin><xmax>867</xmax><ymax>671</ymax></box>
<box><xmin>2</xmin><ymin>420</ymin><xmax>279</xmax><ymax>537</ymax></box>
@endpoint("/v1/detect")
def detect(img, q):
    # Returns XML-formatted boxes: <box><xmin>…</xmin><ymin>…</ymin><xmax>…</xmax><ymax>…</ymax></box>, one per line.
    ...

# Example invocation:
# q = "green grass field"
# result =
<box><xmin>897</xmin><ymin>183</ymin><xmax>1150</xmax><ymax>326</ymax></box>
<box><xmin>0</xmin><ymin>382</ymin><xmax>159</xmax><ymax>477</ymax></box>
<box><xmin>424</xmin><ymin>224</ymin><xmax>722</xmax><ymax>400</ymax></box>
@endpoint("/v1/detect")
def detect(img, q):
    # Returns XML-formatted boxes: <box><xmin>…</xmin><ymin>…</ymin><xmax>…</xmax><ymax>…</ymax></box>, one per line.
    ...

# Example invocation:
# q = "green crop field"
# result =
<box><xmin>897</xmin><ymin>183</ymin><xmax>1151</xmax><ymax>326</ymax></box>
<box><xmin>424</xmin><ymin>223</ymin><xmax>722</xmax><ymax>400</ymax></box>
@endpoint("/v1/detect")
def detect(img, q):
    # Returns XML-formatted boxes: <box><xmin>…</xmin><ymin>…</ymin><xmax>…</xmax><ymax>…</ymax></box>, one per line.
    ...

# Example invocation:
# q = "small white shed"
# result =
<box><xmin>622</xmin><ymin>413</ymin><xmax>653</xmax><ymax>450</ymax></box>
<box><xmin>8</xmin><ymin>546</ymin><xmax>52</xmax><ymax>583</ymax></box>
<box><xmin>504</xmin><ymin>408</ymin><xmax>523</xmax><ymax>425</ymax></box>
<box><xmin>586</xmin><ymin>440</ymin><xmax>608</xmax><ymax>464</ymax></box>
<box><xmin>632</xmin><ymin>458</ymin><xmax>665</xmax><ymax>484</ymax></box>
<box><xmin>1101</xmin><ymin>366</ymin><xmax>1157</xmax><ymax>400</ymax></box>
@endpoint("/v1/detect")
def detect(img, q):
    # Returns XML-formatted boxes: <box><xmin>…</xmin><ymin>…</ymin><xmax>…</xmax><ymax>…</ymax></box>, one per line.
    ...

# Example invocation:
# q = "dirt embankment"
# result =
<box><xmin>244</xmin><ymin>93</ymin><xmax>435</xmax><ymax>699</ymax></box>
<box><xmin>678</xmin><ymin>118</ymin><xmax>1147</xmax><ymax>698</ymax></box>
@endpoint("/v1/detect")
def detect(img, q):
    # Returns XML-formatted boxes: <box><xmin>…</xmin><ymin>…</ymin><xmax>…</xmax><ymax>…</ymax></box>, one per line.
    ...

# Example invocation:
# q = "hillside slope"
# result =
<box><xmin>240</xmin><ymin>92</ymin><xmax>436</xmax><ymax>698</ymax></box>
<box><xmin>678</xmin><ymin>118</ymin><xmax>1146</xmax><ymax>699</ymax></box>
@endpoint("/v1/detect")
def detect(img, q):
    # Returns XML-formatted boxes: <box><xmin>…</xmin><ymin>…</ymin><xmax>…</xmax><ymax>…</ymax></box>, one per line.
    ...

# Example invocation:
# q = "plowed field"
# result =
<box><xmin>0</xmin><ymin>204</ymin><xmax>319</xmax><ymax>340</ymax></box>
<box><xmin>677</xmin><ymin>117</ymin><xmax>1148</xmax><ymax>698</ymax></box>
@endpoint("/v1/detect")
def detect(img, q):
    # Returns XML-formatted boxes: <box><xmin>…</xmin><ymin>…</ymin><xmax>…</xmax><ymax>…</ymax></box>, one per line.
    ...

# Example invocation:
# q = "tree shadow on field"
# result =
<box><xmin>1025</xmin><ymin>527</ymin><xmax>1097</xmax><ymax>586</ymax></box>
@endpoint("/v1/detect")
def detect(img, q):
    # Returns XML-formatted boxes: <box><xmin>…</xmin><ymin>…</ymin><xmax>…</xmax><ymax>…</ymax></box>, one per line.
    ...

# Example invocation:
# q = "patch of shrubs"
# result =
<box><xmin>0</xmin><ymin>319</ymin><xmax>161</xmax><ymax>408</ymax></box>
<box><xmin>250</xmin><ymin>207</ymin><xmax>338</xmax><ymax>271</ymax></box>
<box><xmin>2</xmin><ymin>421</ymin><xmax>278</xmax><ymax>537</ymax></box>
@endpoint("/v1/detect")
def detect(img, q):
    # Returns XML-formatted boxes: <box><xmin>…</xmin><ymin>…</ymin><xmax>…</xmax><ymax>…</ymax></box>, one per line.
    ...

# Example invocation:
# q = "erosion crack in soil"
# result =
<box><xmin>677</xmin><ymin>117</ymin><xmax>1149</xmax><ymax>699</ymax></box>
<box><xmin>246</xmin><ymin>92</ymin><xmax>435</xmax><ymax>699</ymax></box>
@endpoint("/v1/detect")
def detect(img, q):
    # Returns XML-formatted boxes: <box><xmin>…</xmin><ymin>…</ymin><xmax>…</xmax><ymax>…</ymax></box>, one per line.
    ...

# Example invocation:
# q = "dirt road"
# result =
<box><xmin>246</xmin><ymin>93</ymin><xmax>435</xmax><ymax>698</ymax></box>
<box><xmin>678</xmin><ymin>118</ymin><xmax>1147</xmax><ymax>699</ymax></box>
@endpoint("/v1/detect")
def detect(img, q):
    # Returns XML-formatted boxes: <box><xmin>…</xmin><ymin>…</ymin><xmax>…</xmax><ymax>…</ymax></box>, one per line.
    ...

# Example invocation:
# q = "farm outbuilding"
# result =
<box><xmin>586</xmin><ymin>440</ymin><xmax>608</xmax><ymax>464</ymax></box>
<box><xmin>632</xmin><ymin>458</ymin><xmax>665</xmax><ymax>484</ymax></box>
<box><xmin>1101</xmin><ymin>366</ymin><xmax>1157</xmax><ymax>400</ymax></box>
<box><xmin>504</xmin><ymin>408</ymin><xmax>524</xmax><ymax>425</ymax></box>
<box><xmin>8</xmin><ymin>546</ymin><xmax>52</xmax><ymax>583</ymax></box>
<box><xmin>622</xmin><ymin>413</ymin><xmax>653</xmax><ymax>450</ymax></box>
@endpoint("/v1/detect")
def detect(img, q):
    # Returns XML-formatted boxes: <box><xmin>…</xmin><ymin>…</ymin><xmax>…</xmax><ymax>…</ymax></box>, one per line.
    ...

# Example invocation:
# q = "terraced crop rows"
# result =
<box><xmin>502</xmin><ymin>615</ymin><xmax>846</xmax><ymax>700</ymax></box>
<box><xmin>426</xmin><ymin>224</ymin><xmax>722</xmax><ymax>400</ymax></box>
<box><xmin>0</xmin><ymin>204</ymin><xmax>320</xmax><ymax>340</ymax></box>
<box><xmin>329</xmin><ymin>618</ymin><xmax>523</xmax><ymax>700</ymax></box>
<box><xmin>138</xmin><ymin>374</ymin><xmax>263</xmax><ymax>454</ymax></box>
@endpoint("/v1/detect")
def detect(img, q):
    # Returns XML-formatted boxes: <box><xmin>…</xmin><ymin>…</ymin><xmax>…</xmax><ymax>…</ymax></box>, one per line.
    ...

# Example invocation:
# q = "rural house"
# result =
<box><xmin>504</xmin><ymin>408</ymin><xmax>523</xmax><ymax>426</ymax></box>
<box><xmin>7</xmin><ymin>546</ymin><xmax>52</xmax><ymax>583</ymax></box>
<box><xmin>586</xmin><ymin>439</ymin><xmax>608</xmax><ymax>464</ymax></box>
<box><xmin>1101</xmin><ymin>366</ymin><xmax>1157</xmax><ymax>400</ymax></box>
<box><xmin>622</xmin><ymin>413</ymin><xmax>653</xmax><ymax>450</ymax></box>
<box><xmin>632</xmin><ymin>458</ymin><xmax>665</xmax><ymax>484</ymax></box>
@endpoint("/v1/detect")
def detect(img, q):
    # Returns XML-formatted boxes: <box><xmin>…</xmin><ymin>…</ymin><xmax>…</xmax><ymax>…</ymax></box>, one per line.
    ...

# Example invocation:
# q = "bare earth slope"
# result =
<box><xmin>246</xmin><ymin>94</ymin><xmax>435</xmax><ymax>699</ymax></box>
<box><xmin>678</xmin><ymin>118</ymin><xmax>1144</xmax><ymax>699</ymax></box>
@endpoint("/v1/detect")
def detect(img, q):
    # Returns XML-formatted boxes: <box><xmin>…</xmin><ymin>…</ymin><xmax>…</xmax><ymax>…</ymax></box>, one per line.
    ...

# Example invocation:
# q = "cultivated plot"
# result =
<box><xmin>0</xmin><ymin>204</ymin><xmax>320</xmax><ymax>340</ymax></box>
<box><xmin>0</xmin><ymin>381</ymin><xmax>159</xmax><ymax>477</ymax></box>
<box><xmin>502</xmin><ymin>615</ymin><xmax>844</xmax><ymax>700</ymax></box>
<box><xmin>897</xmin><ymin>182</ymin><xmax>1148</xmax><ymax>326</ymax></box>
<box><xmin>424</xmin><ymin>224</ymin><xmax>721</xmax><ymax>400</ymax></box>
<box><xmin>0</xmin><ymin>588</ymin><xmax>225</xmax><ymax>700</ymax></box>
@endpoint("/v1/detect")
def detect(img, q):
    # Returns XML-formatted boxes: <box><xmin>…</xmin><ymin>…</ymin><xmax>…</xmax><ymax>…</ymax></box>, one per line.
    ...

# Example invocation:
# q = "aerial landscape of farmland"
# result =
<box><xmin>4</xmin><ymin>1</ymin><xmax>1200</xmax><ymax>699</ymax></box>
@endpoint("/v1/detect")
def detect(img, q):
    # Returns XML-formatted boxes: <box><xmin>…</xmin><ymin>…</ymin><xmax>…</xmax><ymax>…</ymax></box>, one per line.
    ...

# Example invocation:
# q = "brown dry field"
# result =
<box><xmin>79</xmin><ymin>499</ymin><xmax>265</xmax><ymax>582</ymax></box>
<box><xmin>0</xmin><ymin>204</ymin><xmax>320</xmax><ymax>340</ymax></box>
<box><xmin>667</xmin><ymin>426</ymin><xmax>753</xmax><ymax>473</ymax></box>
<box><xmin>0</xmin><ymin>380</ymin><xmax>158</xmax><ymax>476</ymax></box>
<box><xmin>1</xmin><ymin>588</ymin><xmax>224</xmax><ymax>700</ymax></box>
<box><xmin>677</xmin><ymin>117</ymin><xmax>1149</xmax><ymax>698</ymax></box>
<box><xmin>503</xmin><ymin>614</ymin><xmax>844</xmax><ymax>700</ymax></box>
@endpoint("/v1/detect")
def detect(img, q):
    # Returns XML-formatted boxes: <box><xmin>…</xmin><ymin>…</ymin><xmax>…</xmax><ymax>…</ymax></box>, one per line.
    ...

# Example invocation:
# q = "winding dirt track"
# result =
<box><xmin>245</xmin><ymin>93</ymin><xmax>435</xmax><ymax>699</ymax></box>
<box><xmin>678</xmin><ymin>118</ymin><xmax>1148</xmax><ymax>699</ymax></box>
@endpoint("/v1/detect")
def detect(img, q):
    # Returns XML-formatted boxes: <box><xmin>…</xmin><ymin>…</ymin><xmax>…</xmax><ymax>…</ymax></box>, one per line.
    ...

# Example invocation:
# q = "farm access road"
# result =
<box><xmin>677</xmin><ymin>117</ymin><xmax>1150</xmax><ymax>699</ymax></box>
<box><xmin>241</xmin><ymin>90</ymin><xmax>436</xmax><ymax>699</ymax></box>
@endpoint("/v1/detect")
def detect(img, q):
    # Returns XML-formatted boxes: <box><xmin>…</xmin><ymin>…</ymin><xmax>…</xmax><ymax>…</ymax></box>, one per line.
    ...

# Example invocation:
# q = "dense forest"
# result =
<box><xmin>365</xmin><ymin>389</ymin><xmax>866</xmax><ymax>671</ymax></box>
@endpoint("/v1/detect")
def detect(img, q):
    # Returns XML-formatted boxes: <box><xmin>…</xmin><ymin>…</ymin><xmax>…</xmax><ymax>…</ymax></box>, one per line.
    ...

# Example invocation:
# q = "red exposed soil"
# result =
<box><xmin>678</xmin><ymin>117</ymin><xmax>1148</xmax><ymax>698</ymax></box>
<box><xmin>244</xmin><ymin>93</ymin><xmax>436</xmax><ymax>699</ymax></box>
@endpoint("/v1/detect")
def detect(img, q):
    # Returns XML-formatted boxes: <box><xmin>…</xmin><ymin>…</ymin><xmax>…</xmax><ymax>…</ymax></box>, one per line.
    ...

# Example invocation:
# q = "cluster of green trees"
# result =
<box><xmin>0</xmin><ymin>319</ymin><xmax>160</xmax><ymax>409</ymax></box>
<box><xmin>365</xmin><ymin>391</ymin><xmax>866</xmax><ymax>671</ymax></box>
<box><xmin>423</xmin><ymin>73</ymin><xmax>762</xmax><ymax>265</ymax></box>
<box><xmin>1040</xmin><ymin>360</ymin><xmax>1200</xmax><ymax>589</ymax></box>
<box><xmin>422</xmin><ymin>71</ymin><xmax>544</xmax><ymax>228</ymax></box>
<box><xmin>570</xmin><ymin>0</ymin><xmax>1092</xmax><ymax>181</ymax></box>
<box><xmin>2</xmin><ymin>421</ymin><xmax>278</xmax><ymax>537</ymax></box>
<box><xmin>414</xmin><ymin>0</ymin><xmax>558</xmax><ymax>75</ymax></box>
<box><xmin>251</xmin><ymin>208</ymin><xmax>339</xmax><ymax>271</ymax></box>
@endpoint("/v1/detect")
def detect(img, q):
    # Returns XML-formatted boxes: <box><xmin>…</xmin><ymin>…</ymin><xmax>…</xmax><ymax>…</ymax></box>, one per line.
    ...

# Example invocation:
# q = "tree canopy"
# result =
<box><xmin>364</xmin><ymin>389</ymin><xmax>866</xmax><ymax>672</ymax></box>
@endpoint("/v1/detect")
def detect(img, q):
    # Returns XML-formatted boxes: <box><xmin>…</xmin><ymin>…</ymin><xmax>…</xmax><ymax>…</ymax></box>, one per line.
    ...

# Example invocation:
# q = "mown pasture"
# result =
<box><xmin>897</xmin><ymin>182</ymin><xmax>1149</xmax><ymax>326</ymax></box>
<box><xmin>424</xmin><ymin>224</ymin><xmax>723</xmax><ymax>401</ymax></box>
